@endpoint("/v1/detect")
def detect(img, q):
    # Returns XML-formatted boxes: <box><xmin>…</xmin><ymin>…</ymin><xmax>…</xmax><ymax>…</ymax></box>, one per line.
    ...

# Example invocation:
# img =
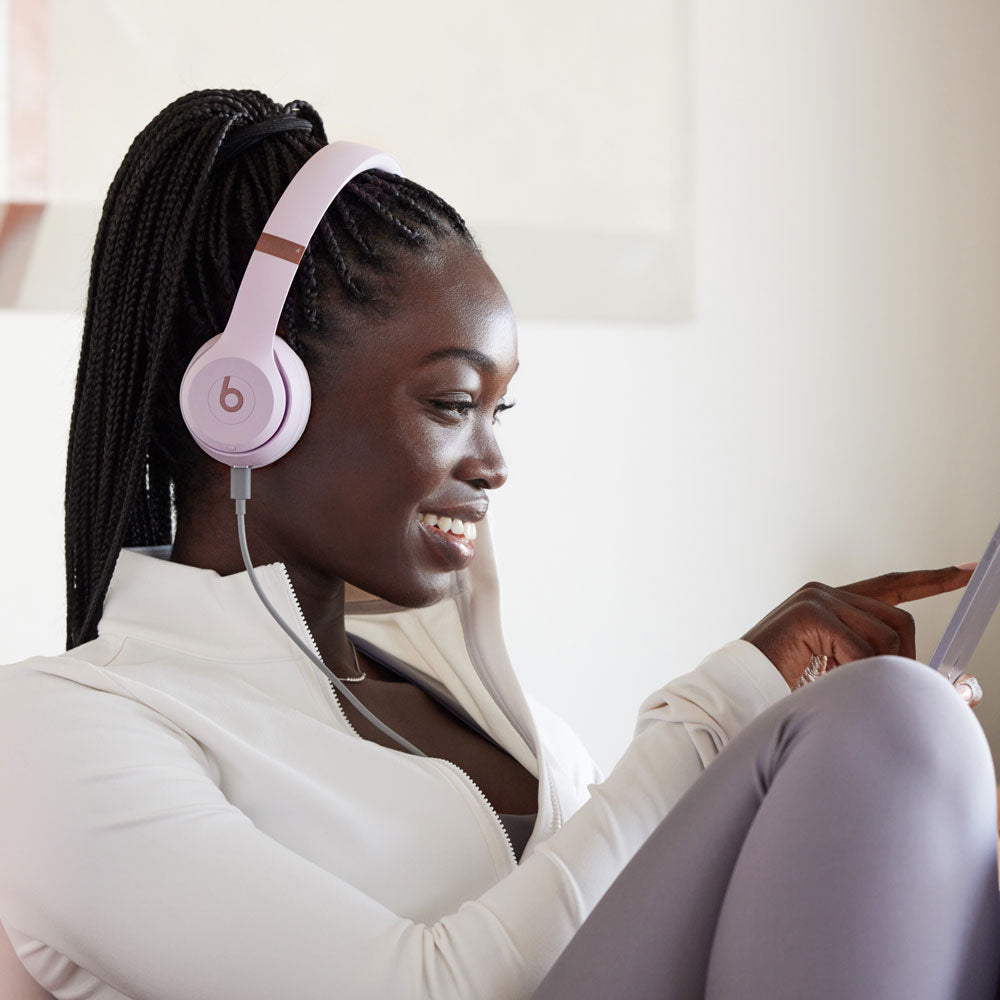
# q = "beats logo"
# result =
<box><xmin>219</xmin><ymin>376</ymin><xmax>244</xmax><ymax>412</ymax></box>
<box><xmin>209</xmin><ymin>373</ymin><xmax>254</xmax><ymax>424</ymax></box>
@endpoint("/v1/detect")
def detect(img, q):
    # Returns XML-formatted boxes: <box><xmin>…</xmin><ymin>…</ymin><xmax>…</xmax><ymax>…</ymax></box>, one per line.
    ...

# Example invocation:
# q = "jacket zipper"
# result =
<box><xmin>278</xmin><ymin>566</ymin><xmax>518</xmax><ymax>869</ymax></box>
<box><xmin>437</xmin><ymin>759</ymin><xmax>518</xmax><ymax>869</ymax></box>
<box><xmin>278</xmin><ymin>565</ymin><xmax>361</xmax><ymax>740</ymax></box>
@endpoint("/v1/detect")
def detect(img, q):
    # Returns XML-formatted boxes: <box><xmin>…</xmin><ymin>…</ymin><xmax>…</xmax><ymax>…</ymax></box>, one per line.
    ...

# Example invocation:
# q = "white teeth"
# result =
<box><xmin>418</xmin><ymin>512</ymin><xmax>479</xmax><ymax>540</ymax></box>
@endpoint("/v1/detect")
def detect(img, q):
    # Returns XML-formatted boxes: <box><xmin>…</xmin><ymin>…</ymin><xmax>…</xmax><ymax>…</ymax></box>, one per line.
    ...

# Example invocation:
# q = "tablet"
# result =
<box><xmin>929</xmin><ymin>516</ymin><xmax>1000</xmax><ymax>688</ymax></box>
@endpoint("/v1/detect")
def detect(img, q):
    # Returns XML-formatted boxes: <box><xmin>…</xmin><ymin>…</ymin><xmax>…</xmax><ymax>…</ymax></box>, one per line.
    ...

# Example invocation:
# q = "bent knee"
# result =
<box><xmin>823</xmin><ymin>654</ymin><xmax>958</xmax><ymax>713</ymax></box>
<box><xmin>813</xmin><ymin>656</ymin><xmax>993</xmax><ymax>785</ymax></box>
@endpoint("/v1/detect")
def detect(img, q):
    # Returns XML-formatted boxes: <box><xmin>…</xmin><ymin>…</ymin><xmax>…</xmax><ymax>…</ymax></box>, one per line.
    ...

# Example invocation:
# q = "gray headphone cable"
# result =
<box><xmin>230</xmin><ymin>466</ymin><xmax>426</xmax><ymax>757</ymax></box>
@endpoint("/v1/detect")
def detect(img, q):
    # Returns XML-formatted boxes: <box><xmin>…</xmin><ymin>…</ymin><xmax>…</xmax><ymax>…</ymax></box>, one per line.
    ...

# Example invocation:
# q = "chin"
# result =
<box><xmin>346</xmin><ymin>571</ymin><xmax>453</xmax><ymax>610</ymax></box>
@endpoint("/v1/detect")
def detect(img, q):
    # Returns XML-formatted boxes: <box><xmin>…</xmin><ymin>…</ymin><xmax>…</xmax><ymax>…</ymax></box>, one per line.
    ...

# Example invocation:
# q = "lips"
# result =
<box><xmin>414</xmin><ymin>498</ymin><xmax>486</xmax><ymax>570</ymax></box>
<box><xmin>417</xmin><ymin>521</ymin><xmax>476</xmax><ymax>570</ymax></box>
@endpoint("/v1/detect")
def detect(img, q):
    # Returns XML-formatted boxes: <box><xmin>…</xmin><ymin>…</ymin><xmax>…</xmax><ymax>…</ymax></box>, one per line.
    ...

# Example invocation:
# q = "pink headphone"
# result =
<box><xmin>179</xmin><ymin>141</ymin><xmax>403</xmax><ymax>467</ymax></box>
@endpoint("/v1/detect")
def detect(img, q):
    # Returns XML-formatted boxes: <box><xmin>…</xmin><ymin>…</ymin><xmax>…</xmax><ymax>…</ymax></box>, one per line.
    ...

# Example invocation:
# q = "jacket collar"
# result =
<box><xmin>101</xmin><ymin>547</ymin><xmax>316</xmax><ymax>664</ymax></box>
<box><xmin>99</xmin><ymin>522</ymin><xmax>546</xmax><ymax>782</ymax></box>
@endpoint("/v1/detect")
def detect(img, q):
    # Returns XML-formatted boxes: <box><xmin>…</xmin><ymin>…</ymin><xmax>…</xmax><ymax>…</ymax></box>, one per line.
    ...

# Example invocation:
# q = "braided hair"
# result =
<box><xmin>65</xmin><ymin>88</ymin><xmax>479</xmax><ymax>650</ymax></box>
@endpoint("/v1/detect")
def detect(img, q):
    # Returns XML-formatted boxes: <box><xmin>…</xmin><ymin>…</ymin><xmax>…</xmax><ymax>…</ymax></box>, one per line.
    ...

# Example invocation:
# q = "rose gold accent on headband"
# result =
<box><xmin>255</xmin><ymin>232</ymin><xmax>306</xmax><ymax>264</ymax></box>
<box><xmin>9</xmin><ymin>0</ymin><xmax>50</xmax><ymax>199</ymax></box>
<box><xmin>0</xmin><ymin>202</ymin><xmax>44</xmax><ymax>306</ymax></box>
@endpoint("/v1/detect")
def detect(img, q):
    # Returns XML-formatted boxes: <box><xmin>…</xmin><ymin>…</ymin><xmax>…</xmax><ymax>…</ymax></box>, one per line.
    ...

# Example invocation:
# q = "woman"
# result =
<box><xmin>0</xmin><ymin>88</ymin><xmax>997</xmax><ymax>999</ymax></box>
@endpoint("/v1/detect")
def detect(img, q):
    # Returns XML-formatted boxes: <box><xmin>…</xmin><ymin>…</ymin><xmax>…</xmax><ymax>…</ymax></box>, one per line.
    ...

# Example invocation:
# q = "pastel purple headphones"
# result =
<box><xmin>179</xmin><ymin>141</ymin><xmax>403</xmax><ymax>467</ymax></box>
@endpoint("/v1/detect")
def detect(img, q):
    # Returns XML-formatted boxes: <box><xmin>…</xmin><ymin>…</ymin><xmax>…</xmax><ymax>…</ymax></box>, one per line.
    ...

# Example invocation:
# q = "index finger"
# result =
<box><xmin>839</xmin><ymin>565</ymin><xmax>976</xmax><ymax>606</ymax></box>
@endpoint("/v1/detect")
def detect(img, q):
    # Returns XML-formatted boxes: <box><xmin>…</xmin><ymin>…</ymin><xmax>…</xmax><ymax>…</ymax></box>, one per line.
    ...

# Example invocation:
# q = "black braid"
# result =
<box><xmin>65</xmin><ymin>88</ymin><xmax>479</xmax><ymax>649</ymax></box>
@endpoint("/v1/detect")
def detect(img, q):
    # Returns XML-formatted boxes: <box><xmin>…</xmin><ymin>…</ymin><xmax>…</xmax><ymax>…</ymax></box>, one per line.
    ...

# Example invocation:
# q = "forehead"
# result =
<box><xmin>360</xmin><ymin>247</ymin><xmax>518</xmax><ymax>376</ymax></box>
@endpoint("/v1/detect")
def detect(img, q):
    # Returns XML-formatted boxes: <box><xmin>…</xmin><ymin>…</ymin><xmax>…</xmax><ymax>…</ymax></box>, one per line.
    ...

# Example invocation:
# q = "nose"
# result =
<box><xmin>456</xmin><ymin>423</ymin><xmax>508</xmax><ymax>491</ymax></box>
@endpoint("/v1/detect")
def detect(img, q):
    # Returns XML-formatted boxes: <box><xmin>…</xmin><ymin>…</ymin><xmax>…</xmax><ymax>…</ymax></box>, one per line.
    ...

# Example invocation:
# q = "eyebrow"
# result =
<box><xmin>418</xmin><ymin>347</ymin><xmax>518</xmax><ymax>375</ymax></box>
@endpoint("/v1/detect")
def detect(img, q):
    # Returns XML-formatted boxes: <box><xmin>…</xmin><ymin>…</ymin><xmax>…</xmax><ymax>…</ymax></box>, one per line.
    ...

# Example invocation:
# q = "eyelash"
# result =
<box><xmin>432</xmin><ymin>399</ymin><xmax>516</xmax><ymax>424</ymax></box>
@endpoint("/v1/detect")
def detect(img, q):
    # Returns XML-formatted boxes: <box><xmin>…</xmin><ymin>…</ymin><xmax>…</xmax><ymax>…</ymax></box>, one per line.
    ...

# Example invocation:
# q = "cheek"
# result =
<box><xmin>310</xmin><ymin>413</ymin><xmax>455</xmax><ymax>515</ymax></box>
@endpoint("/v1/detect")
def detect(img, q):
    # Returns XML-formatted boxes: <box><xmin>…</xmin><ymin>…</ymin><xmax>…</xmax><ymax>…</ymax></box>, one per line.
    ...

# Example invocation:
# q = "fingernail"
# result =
<box><xmin>957</xmin><ymin>562</ymin><xmax>978</xmax><ymax>572</ymax></box>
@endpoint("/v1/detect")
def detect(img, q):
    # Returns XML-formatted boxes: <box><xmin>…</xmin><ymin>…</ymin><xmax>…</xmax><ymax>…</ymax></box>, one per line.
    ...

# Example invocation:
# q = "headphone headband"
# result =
<box><xmin>220</xmin><ymin>142</ymin><xmax>403</xmax><ymax>363</ymax></box>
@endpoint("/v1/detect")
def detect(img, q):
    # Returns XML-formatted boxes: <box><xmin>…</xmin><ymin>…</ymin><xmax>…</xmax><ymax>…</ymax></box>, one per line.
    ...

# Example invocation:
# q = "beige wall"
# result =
<box><xmin>3</xmin><ymin>1</ymin><xmax>1000</xmax><ymax>774</ymax></box>
<box><xmin>11</xmin><ymin>0</ymin><xmax>690</xmax><ymax>320</ymax></box>
<box><xmin>491</xmin><ymin>0</ymin><xmax>1000</xmax><ymax>770</ymax></box>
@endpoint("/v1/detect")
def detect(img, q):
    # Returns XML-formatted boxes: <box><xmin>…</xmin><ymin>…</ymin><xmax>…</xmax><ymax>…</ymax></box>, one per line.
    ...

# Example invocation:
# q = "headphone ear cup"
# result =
<box><xmin>251</xmin><ymin>337</ymin><xmax>312</xmax><ymax>467</ymax></box>
<box><xmin>179</xmin><ymin>334</ymin><xmax>312</xmax><ymax>468</ymax></box>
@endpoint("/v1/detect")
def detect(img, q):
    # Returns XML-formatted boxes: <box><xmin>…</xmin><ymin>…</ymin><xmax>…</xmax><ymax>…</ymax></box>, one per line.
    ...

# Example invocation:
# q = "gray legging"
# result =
<box><xmin>532</xmin><ymin>656</ymin><xmax>1000</xmax><ymax>999</ymax></box>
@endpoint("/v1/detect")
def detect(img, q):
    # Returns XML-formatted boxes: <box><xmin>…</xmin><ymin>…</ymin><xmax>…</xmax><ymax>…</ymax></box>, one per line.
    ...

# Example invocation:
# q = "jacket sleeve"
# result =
<box><xmin>526</xmin><ymin>639</ymin><xmax>790</xmax><ymax>821</ymax></box>
<box><xmin>635</xmin><ymin>638</ymin><xmax>792</xmax><ymax>757</ymax></box>
<box><xmin>0</xmin><ymin>642</ymin><xmax>788</xmax><ymax>1000</ymax></box>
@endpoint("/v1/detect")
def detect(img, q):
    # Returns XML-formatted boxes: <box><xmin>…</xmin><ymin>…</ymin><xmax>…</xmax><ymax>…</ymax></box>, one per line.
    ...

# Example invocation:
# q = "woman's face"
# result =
<box><xmin>253</xmin><ymin>244</ymin><xmax>518</xmax><ymax>608</ymax></box>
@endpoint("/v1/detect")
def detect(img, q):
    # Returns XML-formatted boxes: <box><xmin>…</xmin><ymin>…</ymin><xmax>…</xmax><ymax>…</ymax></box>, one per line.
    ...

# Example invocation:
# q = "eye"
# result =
<box><xmin>429</xmin><ymin>397</ymin><xmax>516</xmax><ymax>424</ymax></box>
<box><xmin>431</xmin><ymin>399</ymin><xmax>477</xmax><ymax>417</ymax></box>
<box><xmin>492</xmin><ymin>399</ymin><xmax>515</xmax><ymax>425</ymax></box>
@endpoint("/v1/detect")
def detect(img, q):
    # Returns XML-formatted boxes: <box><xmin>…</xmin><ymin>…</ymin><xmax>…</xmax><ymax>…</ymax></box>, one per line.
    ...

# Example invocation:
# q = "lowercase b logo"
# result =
<box><xmin>219</xmin><ymin>375</ymin><xmax>244</xmax><ymax>413</ymax></box>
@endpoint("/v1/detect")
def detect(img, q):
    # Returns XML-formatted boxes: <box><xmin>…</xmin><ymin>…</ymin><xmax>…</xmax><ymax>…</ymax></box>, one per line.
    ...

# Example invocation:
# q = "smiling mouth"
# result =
<box><xmin>417</xmin><ymin>511</ymin><xmax>478</xmax><ymax>541</ymax></box>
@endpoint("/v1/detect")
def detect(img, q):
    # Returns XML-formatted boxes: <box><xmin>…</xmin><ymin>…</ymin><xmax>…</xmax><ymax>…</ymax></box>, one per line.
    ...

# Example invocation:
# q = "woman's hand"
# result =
<box><xmin>741</xmin><ymin>566</ymin><xmax>976</xmax><ymax>690</ymax></box>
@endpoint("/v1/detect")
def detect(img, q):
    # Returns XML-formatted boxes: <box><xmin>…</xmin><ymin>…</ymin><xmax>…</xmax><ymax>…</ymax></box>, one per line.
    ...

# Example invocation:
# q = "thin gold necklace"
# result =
<box><xmin>336</xmin><ymin>641</ymin><xmax>366</xmax><ymax>683</ymax></box>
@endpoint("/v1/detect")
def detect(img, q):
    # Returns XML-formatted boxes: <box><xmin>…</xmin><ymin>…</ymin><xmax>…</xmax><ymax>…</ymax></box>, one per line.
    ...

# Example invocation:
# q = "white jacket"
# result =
<box><xmin>0</xmin><ymin>521</ymin><xmax>790</xmax><ymax>1000</ymax></box>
